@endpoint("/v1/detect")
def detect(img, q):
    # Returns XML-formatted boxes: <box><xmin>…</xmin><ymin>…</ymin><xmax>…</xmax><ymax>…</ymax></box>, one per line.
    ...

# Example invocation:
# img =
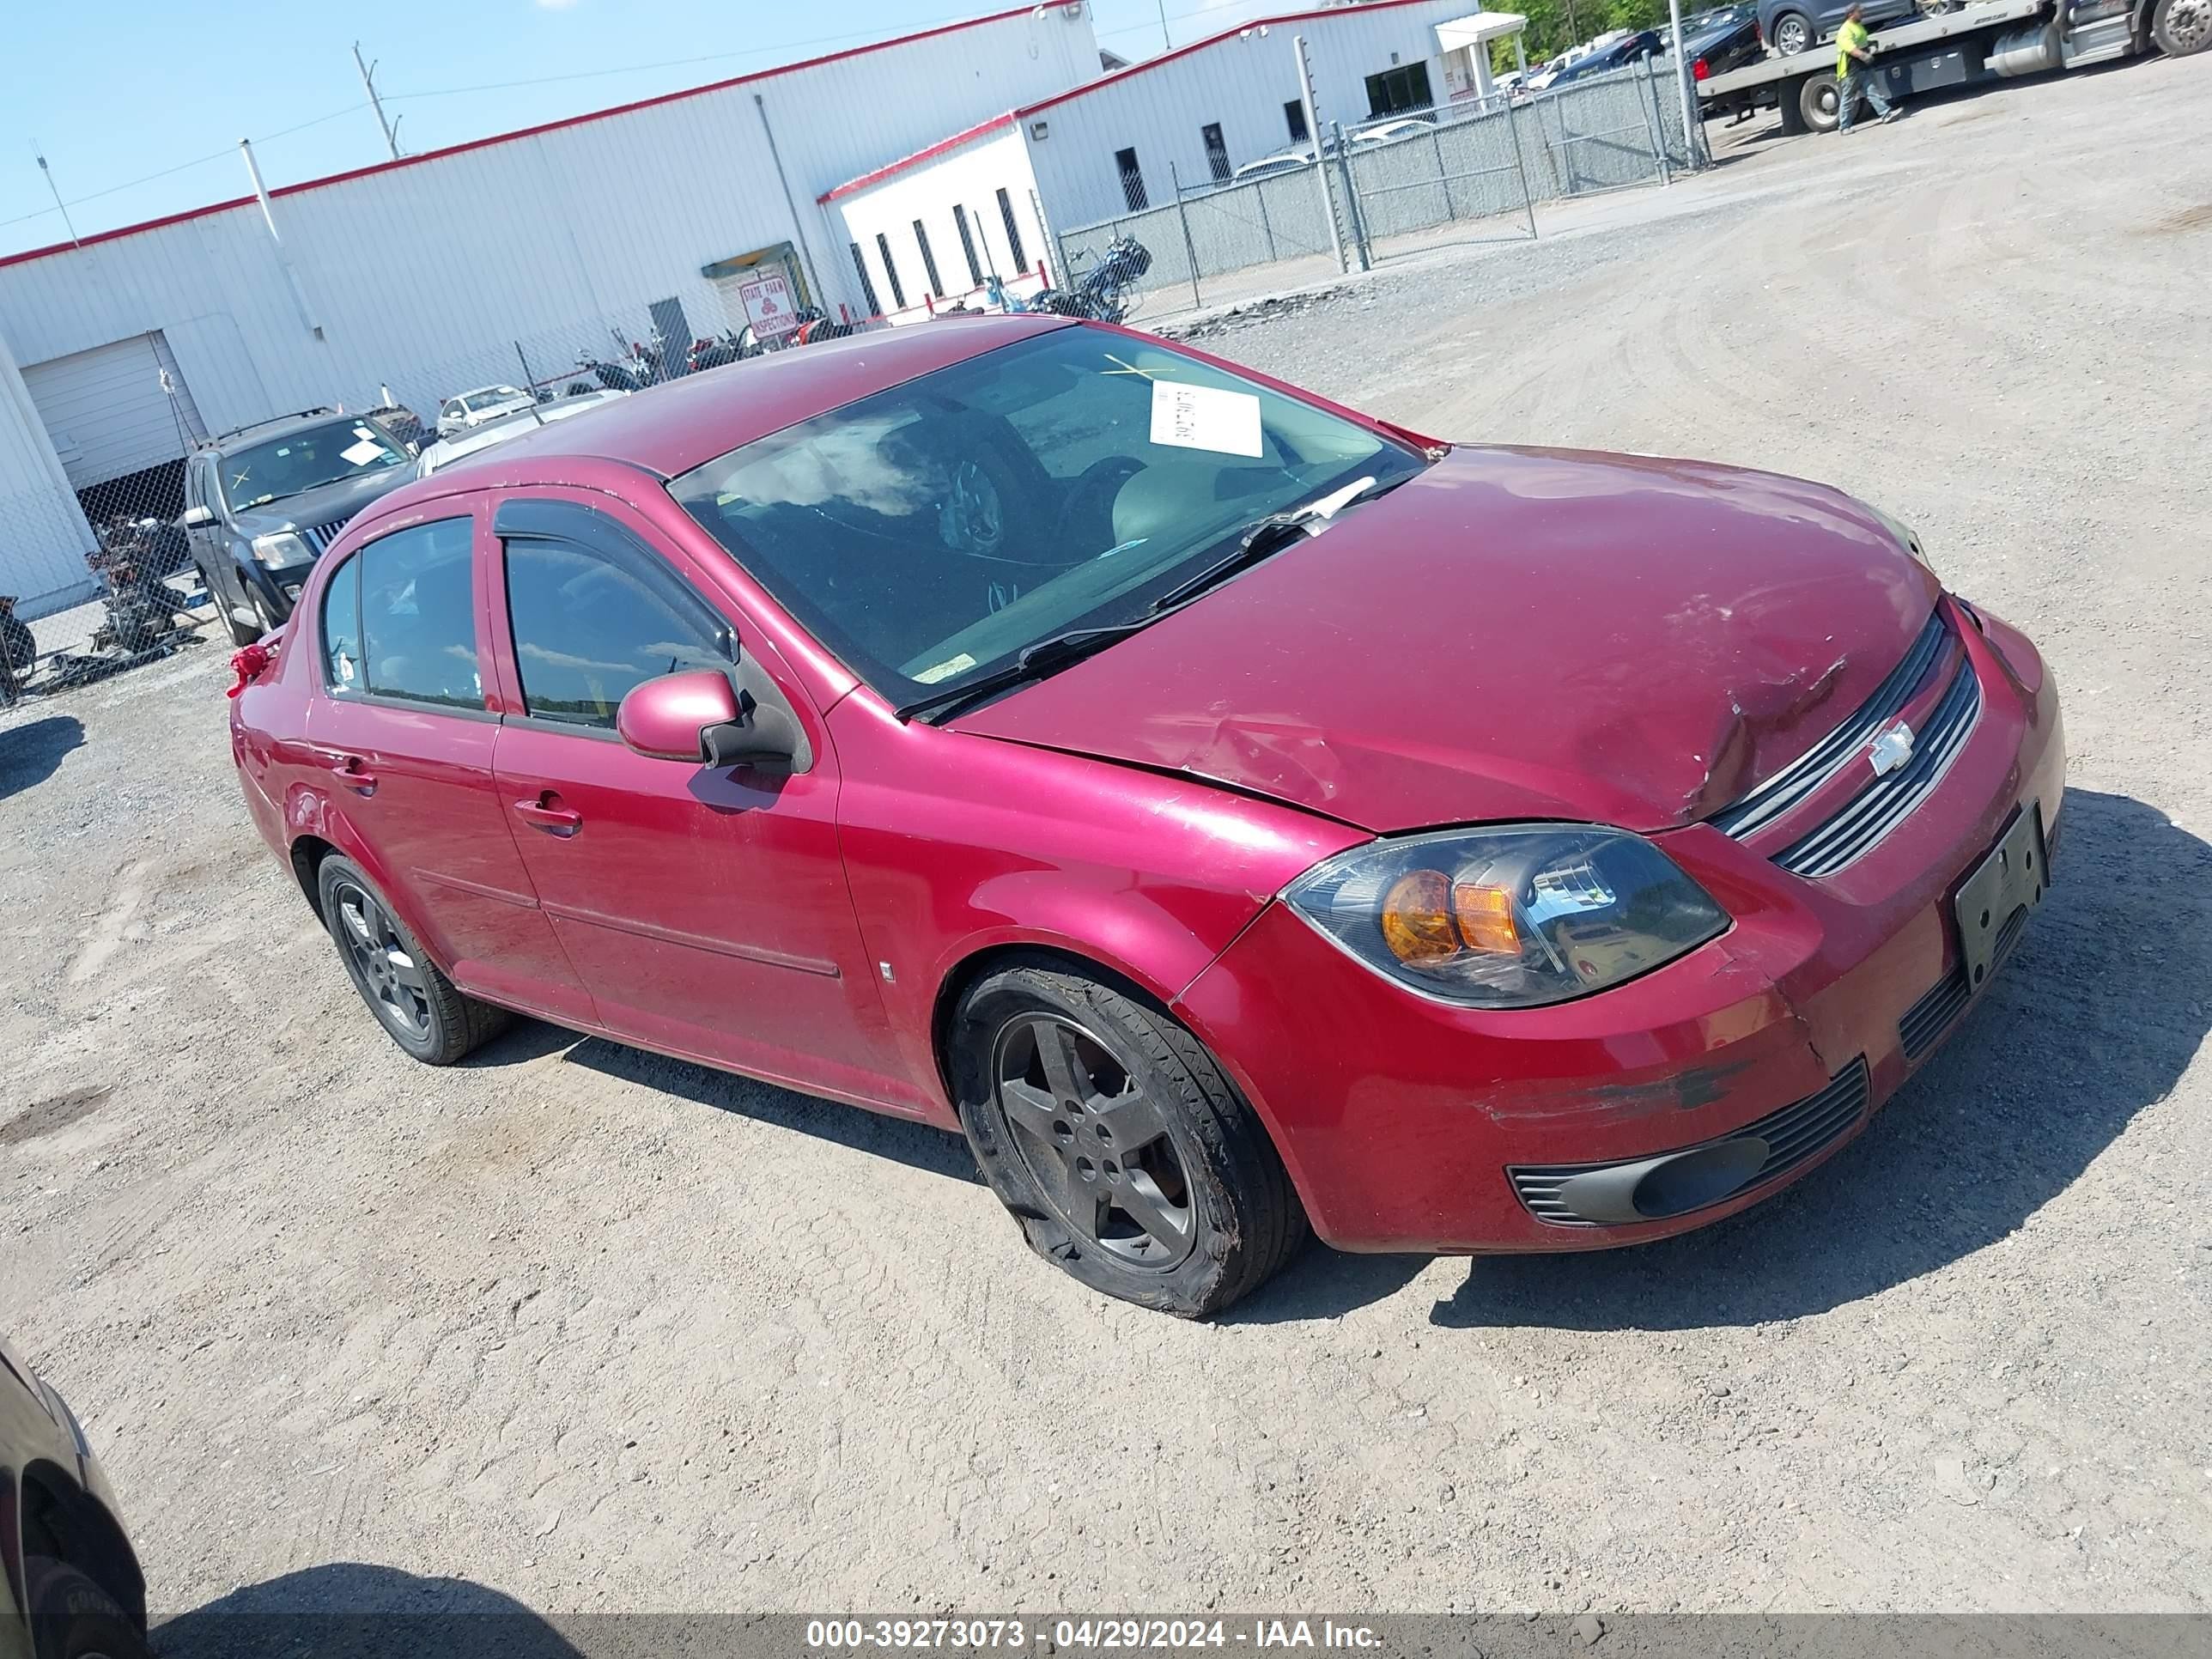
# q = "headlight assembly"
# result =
<box><xmin>250</xmin><ymin>531</ymin><xmax>310</xmax><ymax>568</ymax></box>
<box><xmin>1285</xmin><ymin>825</ymin><xmax>1729</xmax><ymax>1008</ymax></box>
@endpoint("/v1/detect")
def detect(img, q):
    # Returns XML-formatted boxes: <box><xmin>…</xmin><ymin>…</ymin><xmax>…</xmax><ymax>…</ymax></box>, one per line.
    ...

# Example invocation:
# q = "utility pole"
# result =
<box><xmin>31</xmin><ymin>143</ymin><xmax>82</xmax><ymax>246</ymax></box>
<box><xmin>1156</xmin><ymin>0</ymin><xmax>1170</xmax><ymax>53</ymax></box>
<box><xmin>353</xmin><ymin>41</ymin><xmax>403</xmax><ymax>160</ymax></box>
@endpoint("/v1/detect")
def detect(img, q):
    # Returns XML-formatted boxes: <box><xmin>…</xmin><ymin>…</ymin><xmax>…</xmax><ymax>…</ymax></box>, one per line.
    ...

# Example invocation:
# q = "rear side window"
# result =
<box><xmin>322</xmin><ymin>555</ymin><xmax>363</xmax><ymax>691</ymax></box>
<box><xmin>502</xmin><ymin>534</ymin><xmax>732</xmax><ymax>730</ymax></box>
<box><xmin>345</xmin><ymin>518</ymin><xmax>481</xmax><ymax>708</ymax></box>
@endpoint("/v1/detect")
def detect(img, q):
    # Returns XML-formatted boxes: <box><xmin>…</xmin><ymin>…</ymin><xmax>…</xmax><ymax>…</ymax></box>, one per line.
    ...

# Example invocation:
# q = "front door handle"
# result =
<box><xmin>513</xmin><ymin>793</ymin><xmax>582</xmax><ymax>837</ymax></box>
<box><xmin>329</xmin><ymin>757</ymin><xmax>377</xmax><ymax>794</ymax></box>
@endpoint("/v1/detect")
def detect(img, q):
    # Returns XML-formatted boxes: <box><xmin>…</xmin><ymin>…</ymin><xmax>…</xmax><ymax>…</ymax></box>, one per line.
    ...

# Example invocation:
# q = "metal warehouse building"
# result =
<box><xmin>824</xmin><ymin>0</ymin><xmax>1522</xmax><ymax>315</ymax></box>
<box><xmin>0</xmin><ymin>2</ymin><xmax>1101</xmax><ymax>619</ymax></box>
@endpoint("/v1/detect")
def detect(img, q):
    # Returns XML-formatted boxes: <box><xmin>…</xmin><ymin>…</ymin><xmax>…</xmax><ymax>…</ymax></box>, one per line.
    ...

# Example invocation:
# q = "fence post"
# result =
<box><xmin>1432</xmin><ymin>124</ymin><xmax>1455</xmax><ymax>223</ymax></box>
<box><xmin>1329</xmin><ymin>123</ymin><xmax>1372</xmax><ymax>271</ymax></box>
<box><xmin>1169</xmin><ymin>161</ymin><xmax>1204</xmax><ymax>311</ymax></box>
<box><xmin>1293</xmin><ymin>34</ymin><xmax>1349</xmax><ymax>273</ymax></box>
<box><xmin>1504</xmin><ymin>97</ymin><xmax>1540</xmax><ymax>241</ymax></box>
<box><xmin>1255</xmin><ymin>184</ymin><xmax>1279</xmax><ymax>262</ymax></box>
<box><xmin>1639</xmin><ymin>53</ymin><xmax>1672</xmax><ymax>186</ymax></box>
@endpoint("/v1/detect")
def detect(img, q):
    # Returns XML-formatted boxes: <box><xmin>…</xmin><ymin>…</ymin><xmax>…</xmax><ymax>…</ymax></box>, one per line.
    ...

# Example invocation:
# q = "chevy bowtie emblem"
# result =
<box><xmin>1869</xmin><ymin>720</ymin><xmax>1916</xmax><ymax>777</ymax></box>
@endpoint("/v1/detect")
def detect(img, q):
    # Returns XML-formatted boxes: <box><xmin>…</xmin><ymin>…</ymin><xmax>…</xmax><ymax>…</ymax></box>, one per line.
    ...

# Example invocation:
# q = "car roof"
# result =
<box><xmin>204</xmin><ymin>410</ymin><xmax>368</xmax><ymax>452</ymax></box>
<box><xmin>459</xmin><ymin>313</ymin><xmax>1075</xmax><ymax>481</ymax></box>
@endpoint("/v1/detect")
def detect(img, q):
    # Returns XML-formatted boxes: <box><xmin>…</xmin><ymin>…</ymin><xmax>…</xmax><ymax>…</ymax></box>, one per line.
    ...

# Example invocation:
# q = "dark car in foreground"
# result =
<box><xmin>2</xmin><ymin>1335</ymin><xmax>149</xmax><ymax>1659</ymax></box>
<box><xmin>1677</xmin><ymin>2</ymin><xmax>1766</xmax><ymax>82</ymax></box>
<box><xmin>183</xmin><ymin>408</ymin><xmax>417</xmax><ymax>646</ymax></box>
<box><xmin>1759</xmin><ymin>0</ymin><xmax>1914</xmax><ymax>54</ymax></box>
<box><xmin>228</xmin><ymin>316</ymin><xmax>2063</xmax><ymax>1317</ymax></box>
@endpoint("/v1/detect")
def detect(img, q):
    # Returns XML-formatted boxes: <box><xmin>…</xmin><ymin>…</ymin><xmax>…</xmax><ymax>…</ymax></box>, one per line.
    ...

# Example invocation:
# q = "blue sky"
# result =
<box><xmin>0</xmin><ymin>0</ymin><xmax>1268</xmax><ymax>258</ymax></box>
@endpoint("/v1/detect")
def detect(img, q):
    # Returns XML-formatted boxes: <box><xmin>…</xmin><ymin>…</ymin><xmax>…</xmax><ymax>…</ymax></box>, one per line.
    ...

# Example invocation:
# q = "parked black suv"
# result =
<box><xmin>182</xmin><ymin>408</ymin><xmax>416</xmax><ymax>646</ymax></box>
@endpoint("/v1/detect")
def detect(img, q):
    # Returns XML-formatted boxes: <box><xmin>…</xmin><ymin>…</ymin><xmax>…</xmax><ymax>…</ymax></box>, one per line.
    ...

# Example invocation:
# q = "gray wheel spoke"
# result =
<box><xmin>386</xmin><ymin>950</ymin><xmax>427</xmax><ymax>992</ymax></box>
<box><xmin>1036</xmin><ymin>1024</ymin><xmax>1097</xmax><ymax>1109</ymax></box>
<box><xmin>1114</xmin><ymin>1169</ymin><xmax>1192</xmax><ymax>1255</ymax></box>
<box><xmin>1000</xmin><ymin>1077</ymin><xmax>1062</xmax><ymax>1139</ymax></box>
<box><xmin>1091</xmin><ymin>1085</ymin><xmax>1170</xmax><ymax>1152</ymax></box>
<box><xmin>1029</xmin><ymin>1146</ymin><xmax>1091</xmax><ymax>1237</ymax></box>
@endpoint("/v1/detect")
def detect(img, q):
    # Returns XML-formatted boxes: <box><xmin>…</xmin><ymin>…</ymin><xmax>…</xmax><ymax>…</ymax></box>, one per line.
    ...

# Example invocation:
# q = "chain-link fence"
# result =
<box><xmin>1054</xmin><ymin>60</ymin><xmax>1705</xmax><ymax>325</ymax></box>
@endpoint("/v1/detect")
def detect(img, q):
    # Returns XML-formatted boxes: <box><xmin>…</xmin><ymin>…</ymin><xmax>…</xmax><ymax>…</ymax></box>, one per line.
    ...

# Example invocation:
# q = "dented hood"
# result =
<box><xmin>951</xmin><ymin>445</ymin><xmax>1941</xmax><ymax>834</ymax></box>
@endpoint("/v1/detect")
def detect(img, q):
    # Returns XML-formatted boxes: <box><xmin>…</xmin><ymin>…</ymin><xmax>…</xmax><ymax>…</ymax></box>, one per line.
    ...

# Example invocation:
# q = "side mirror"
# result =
<box><xmin>616</xmin><ymin>666</ymin><xmax>806</xmax><ymax>771</ymax></box>
<box><xmin>181</xmin><ymin>505</ymin><xmax>216</xmax><ymax>529</ymax></box>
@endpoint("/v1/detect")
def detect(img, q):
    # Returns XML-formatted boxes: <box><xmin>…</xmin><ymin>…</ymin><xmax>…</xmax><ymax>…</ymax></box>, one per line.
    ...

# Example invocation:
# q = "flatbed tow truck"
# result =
<box><xmin>1697</xmin><ymin>0</ymin><xmax>2207</xmax><ymax>133</ymax></box>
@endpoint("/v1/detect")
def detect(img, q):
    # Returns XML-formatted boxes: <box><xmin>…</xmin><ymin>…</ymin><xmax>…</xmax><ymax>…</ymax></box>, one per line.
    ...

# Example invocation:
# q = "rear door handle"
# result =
<box><xmin>329</xmin><ymin>757</ymin><xmax>377</xmax><ymax>794</ymax></box>
<box><xmin>513</xmin><ymin>793</ymin><xmax>582</xmax><ymax>837</ymax></box>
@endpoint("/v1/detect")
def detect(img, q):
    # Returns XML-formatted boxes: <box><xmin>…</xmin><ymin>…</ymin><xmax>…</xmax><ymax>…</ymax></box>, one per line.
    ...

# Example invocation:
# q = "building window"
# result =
<box><xmin>848</xmin><ymin>242</ymin><xmax>882</xmax><ymax>319</ymax></box>
<box><xmin>875</xmin><ymin>232</ymin><xmax>907</xmax><ymax>310</ymax></box>
<box><xmin>1114</xmin><ymin>147</ymin><xmax>1148</xmax><ymax>212</ymax></box>
<box><xmin>1364</xmin><ymin>63</ymin><xmax>1434</xmax><ymax>118</ymax></box>
<box><xmin>953</xmin><ymin>206</ymin><xmax>986</xmax><ymax>286</ymax></box>
<box><xmin>1284</xmin><ymin>99</ymin><xmax>1310</xmax><ymax>143</ymax></box>
<box><xmin>913</xmin><ymin>219</ymin><xmax>945</xmax><ymax>297</ymax></box>
<box><xmin>996</xmin><ymin>187</ymin><xmax>1028</xmax><ymax>273</ymax></box>
<box><xmin>1201</xmin><ymin>124</ymin><xmax>1231</xmax><ymax>184</ymax></box>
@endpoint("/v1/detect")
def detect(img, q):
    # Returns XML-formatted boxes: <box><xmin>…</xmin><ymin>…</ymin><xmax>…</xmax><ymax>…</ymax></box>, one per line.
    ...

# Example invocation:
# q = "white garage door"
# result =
<box><xmin>23</xmin><ymin>332</ymin><xmax>208</xmax><ymax>490</ymax></box>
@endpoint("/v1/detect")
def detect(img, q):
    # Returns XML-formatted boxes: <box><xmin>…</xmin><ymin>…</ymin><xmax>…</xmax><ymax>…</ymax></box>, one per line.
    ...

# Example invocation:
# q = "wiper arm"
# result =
<box><xmin>896</xmin><ymin>619</ymin><xmax>1158</xmax><ymax>723</ymax></box>
<box><xmin>1147</xmin><ymin>473</ymin><xmax>1396</xmax><ymax>614</ymax></box>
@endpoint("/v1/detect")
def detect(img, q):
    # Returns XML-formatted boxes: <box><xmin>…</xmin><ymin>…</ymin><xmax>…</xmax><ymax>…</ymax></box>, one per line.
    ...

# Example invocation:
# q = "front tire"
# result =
<box><xmin>950</xmin><ymin>959</ymin><xmax>1308</xmax><ymax>1318</ymax></box>
<box><xmin>1771</xmin><ymin>8</ymin><xmax>1815</xmax><ymax>52</ymax></box>
<box><xmin>25</xmin><ymin>1557</ymin><xmax>152</xmax><ymax>1659</ymax></box>
<box><xmin>316</xmin><ymin>855</ymin><xmax>508</xmax><ymax>1064</ymax></box>
<box><xmin>2154</xmin><ymin>0</ymin><xmax>2212</xmax><ymax>53</ymax></box>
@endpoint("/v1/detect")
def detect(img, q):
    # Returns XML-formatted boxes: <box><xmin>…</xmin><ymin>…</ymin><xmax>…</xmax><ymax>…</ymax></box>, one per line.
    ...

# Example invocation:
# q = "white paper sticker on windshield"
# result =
<box><xmin>1149</xmin><ymin>380</ymin><xmax>1262</xmax><ymax>459</ymax></box>
<box><xmin>913</xmin><ymin>653</ymin><xmax>976</xmax><ymax>685</ymax></box>
<box><xmin>340</xmin><ymin>438</ymin><xmax>386</xmax><ymax>467</ymax></box>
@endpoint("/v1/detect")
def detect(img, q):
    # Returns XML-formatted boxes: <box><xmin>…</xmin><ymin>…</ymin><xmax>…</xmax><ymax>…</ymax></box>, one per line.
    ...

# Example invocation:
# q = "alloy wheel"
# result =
<box><xmin>1776</xmin><ymin>14</ymin><xmax>1811</xmax><ymax>52</ymax></box>
<box><xmin>332</xmin><ymin>878</ymin><xmax>434</xmax><ymax>1042</ymax></box>
<box><xmin>994</xmin><ymin>1013</ymin><xmax>1198</xmax><ymax>1269</ymax></box>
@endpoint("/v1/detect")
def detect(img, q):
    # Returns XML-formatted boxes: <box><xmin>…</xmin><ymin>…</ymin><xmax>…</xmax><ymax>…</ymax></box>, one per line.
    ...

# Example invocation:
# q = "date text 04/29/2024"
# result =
<box><xmin>803</xmin><ymin>1620</ymin><xmax>1383</xmax><ymax>1650</ymax></box>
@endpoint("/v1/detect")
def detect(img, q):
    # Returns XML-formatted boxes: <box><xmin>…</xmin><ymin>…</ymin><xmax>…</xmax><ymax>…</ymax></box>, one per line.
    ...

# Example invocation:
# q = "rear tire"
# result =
<box><xmin>26</xmin><ymin>1556</ymin><xmax>152</xmax><ymax>1659</ymax></box>
<box><xmin>1771</xmin><ymin>8</ymin><xmax>1815</xmax><ymax>52</ymax></box>
<box><xmin>2153</xmin><ymin>0</ymin><xmax>2211</xmax><ymax>52</ymax></box>
<box><xmin>316</xmin><ymin>854</ymin><xmax>508</xmax><ymax>1064</ymax></box>
<box><xmin>949</xmin><ymin>958</ymin><xmax>1308</xmax><ymax>1318</ymax></box>
<box><xmin>1800</xmin><ymin>70</ymin><xmax>1843</xmax><ymax>131</ymax></box>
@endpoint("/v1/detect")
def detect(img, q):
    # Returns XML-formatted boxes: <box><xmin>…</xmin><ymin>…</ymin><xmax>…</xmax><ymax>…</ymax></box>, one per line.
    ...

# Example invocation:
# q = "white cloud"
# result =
<box><xmin>534</xmin><ymin>0</ymin><xmax>582</xmax><ymax>9</ymax></box>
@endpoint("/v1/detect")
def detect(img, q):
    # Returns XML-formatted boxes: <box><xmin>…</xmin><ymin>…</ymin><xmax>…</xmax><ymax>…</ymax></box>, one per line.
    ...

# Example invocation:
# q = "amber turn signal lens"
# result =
<box><xmin>1451</xmin><ymin>882</ymin><xmax>1521</xmax><ymax>955</ymax></box>
<box><xmin>1380</xmin><ymin>868</ymin><xmax>1459</xmax><ymax>964</ymax></box>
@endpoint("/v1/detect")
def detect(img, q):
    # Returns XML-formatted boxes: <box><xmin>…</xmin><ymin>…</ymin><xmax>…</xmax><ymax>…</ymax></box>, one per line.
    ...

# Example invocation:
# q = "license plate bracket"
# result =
<box><xmin>1954</xmin><ymin>801</ymin><xmax>2047</xmax><ymax>993</ymax></box>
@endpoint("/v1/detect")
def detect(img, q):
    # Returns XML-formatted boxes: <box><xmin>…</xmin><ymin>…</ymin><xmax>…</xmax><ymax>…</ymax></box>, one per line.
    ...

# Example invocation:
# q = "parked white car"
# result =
<box><xmin>415</xmin><ymin>390</ymin><xmax>627</xmax><ymax>476</ymax></box>
<box><xmin>434</xmin><ymin>384</ymin><xmax>539</xmax><ymax>438</ymax></box>
<box><xmin>1231</xmin><ymin>146</ymin><xmax>1318</xmax><ymax>183</ymax></box>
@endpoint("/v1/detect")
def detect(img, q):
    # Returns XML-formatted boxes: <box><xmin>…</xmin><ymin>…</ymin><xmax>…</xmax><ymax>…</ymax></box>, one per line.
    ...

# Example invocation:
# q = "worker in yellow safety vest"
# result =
<box><xmin>1836</xmin><ymin>4</ymin><xmax>1905</xmax><ymax>131</ymax></box>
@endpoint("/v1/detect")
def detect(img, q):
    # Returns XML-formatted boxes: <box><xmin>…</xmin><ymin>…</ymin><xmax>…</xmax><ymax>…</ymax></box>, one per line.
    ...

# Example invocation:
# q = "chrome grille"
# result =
<box><xmin>299</xmin><ymin>518</ymin><xmax>353</xmax><ymax>555</ymax></box>
<box><xmin>1771</xmin><ymin>660</ymin><xmax>1982</xmax><ymax>878</ymax></box>
<box><xmin>1709</xmin><ymin>611</ymin><xmax>1951</xmax><ymax>842</ymax></box>
<box><xmin>1507</xmin><ymin>1060</ymin><xmax>1872</xmax><ymax>1228</ymax></box>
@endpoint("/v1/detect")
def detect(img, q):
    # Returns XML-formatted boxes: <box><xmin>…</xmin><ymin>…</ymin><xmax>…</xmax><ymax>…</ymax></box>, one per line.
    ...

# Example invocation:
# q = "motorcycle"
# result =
<box><xmin>1030</xmin><ymin>235</ymin><xmax>1152</xmax><ymax>324</ymax></box>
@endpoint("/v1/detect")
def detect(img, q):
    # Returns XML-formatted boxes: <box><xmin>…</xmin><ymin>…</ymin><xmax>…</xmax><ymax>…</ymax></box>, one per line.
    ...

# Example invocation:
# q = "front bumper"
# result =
<box><xmin>242</xmin><ymin>558</ymin><xmax>315</xmax><ymax>623</ymax></box>
<box><xmin>1173</xmin><ymin>598</ymin><xmax>2064</xmax><ymax>1252</ymax></box>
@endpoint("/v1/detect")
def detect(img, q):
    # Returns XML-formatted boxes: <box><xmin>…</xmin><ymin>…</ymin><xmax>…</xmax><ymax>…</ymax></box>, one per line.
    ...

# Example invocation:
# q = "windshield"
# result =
<box><xmin>668</xmin><ymin>327</ymin><xmax>1426</xmax><ymax>704</ymax></box>
<box><xmin>465</xmin><ymin>386</ymin><xmax>526</xmax><ymax>409</ymax></box>
<box><xmin>220</xmin><ymin>421</ymin><xmax>409</xmax><ymax>509</ymax></box>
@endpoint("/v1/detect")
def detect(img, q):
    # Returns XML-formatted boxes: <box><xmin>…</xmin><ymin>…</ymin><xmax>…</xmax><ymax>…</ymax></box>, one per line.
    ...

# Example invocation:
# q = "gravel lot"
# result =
<box><xmin>5</xmin><ymin>53</ymin><xmax>2210</xmax><ymax>1638</ymax></box>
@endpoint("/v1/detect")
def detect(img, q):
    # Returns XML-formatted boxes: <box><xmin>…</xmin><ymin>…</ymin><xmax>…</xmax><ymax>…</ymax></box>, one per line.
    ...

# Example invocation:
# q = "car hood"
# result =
<box><xmin>229</xmin><ymin>465</ymin><xmax>415</xmax><ymax>537</ymax></box>
<box><xmin>951</xmin><ymin>445</ymin><xmax>1939</xmax><ymax>835</ymax></box>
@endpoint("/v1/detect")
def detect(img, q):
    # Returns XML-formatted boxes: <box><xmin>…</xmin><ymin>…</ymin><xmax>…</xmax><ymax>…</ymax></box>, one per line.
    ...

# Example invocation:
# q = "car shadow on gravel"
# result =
<box><xmin>0</xmin><ymin>714</ymin><xmax>83</xmax><ymax>801</ymax></box>
<box><xmin>154</xmin><ymin>1563</ymin><xmax>584</xmax><ymax>1656</ymax></box>
<box><xmin>1430</xmin><ymin>788</ymin><xmax>2212</xmax><ymax>1331</ymax></box>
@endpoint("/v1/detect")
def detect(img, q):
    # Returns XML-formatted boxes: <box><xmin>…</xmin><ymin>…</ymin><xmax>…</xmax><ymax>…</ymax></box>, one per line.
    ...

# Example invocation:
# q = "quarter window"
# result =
<box><xmin>323</xmin><ymin>553</ymin><xmax>364</xmax><ymax>692</ymax></box>
<box><xmin>354</xmin><ymin>518</ymin><xmax>482</xmax><ymax>708</ymax></box>
<box><xmin>502</xmin><ymin>534</ymin><xmax>732</xmax><ymax>730</ymax></box>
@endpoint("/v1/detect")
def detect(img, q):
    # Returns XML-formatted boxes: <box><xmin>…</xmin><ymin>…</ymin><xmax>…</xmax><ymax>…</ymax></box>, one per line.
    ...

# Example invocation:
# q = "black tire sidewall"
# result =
<box><xmin>951</xmin><ymin>966</ymin><xmax>1251</xmax><ymax>1316</ymax></box>
<box><xmin>27</xmin><ymin>1557</ymin><xmax>152</xmax><ymax>1659</ymax></box>
<box><xmin>316</xmin><ymin>855</ymin><xmax>455</xmax><ymax>1063</ymax></box>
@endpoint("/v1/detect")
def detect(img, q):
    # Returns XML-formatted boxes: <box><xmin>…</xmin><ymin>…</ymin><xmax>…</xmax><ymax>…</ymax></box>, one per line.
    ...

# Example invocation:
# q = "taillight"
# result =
<box><xmin>1694</xmin><ymin>55</ymin><xmax>1711</xmax><ymax>76</ymax></box>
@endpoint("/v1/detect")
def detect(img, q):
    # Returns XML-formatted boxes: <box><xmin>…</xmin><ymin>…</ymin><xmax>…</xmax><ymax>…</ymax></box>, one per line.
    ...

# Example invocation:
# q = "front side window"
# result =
<box><xmin>220</xmin><ymin>420</ymin><xmax>409</xmax><ymax>509</ymax></box>
<box><xmin>502</xmin><ymin>533</ymin><xmax>732</xmax><ymax>730</ymax></box>
<box><xmin>354</xmin><ymin>518</ymin><xmax>482</xmax><ymax>708</ymax></box>
<box><xmin>669</xmin><ymin>327</ymin><xmax>1423</xmax><ymax>711</ymax></box>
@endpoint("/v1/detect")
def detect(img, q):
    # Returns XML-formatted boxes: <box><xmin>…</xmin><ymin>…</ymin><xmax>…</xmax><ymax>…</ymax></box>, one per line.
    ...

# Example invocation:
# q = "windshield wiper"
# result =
<box><xmin>896</xmin><ymin>620</ymin><xmax>1160</xmax><ymax>723</ymax></box>
<box><xmin>1146</xmin><ymin>473</ymin><xmax>1401</xmax><ymax>614</ymax></box>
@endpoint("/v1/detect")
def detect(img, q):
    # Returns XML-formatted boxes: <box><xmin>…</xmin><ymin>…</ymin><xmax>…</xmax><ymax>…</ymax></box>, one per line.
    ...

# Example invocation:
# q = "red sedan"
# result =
<box><xmin>228</xmin><ymin>316</ymin><xmax>2062</xmax><ymax>1316</ymax></box>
